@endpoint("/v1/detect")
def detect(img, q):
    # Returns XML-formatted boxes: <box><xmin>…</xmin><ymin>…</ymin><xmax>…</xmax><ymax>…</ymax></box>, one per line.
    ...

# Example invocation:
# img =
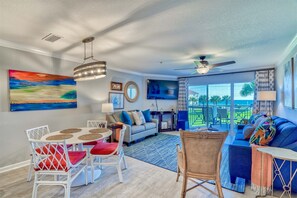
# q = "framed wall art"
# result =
<box><xmin>292</xmin><ymin>54</ymin><xmax>297</xmax><ymax>109</ymax></box>
<box><xmin>110</xmin><ymin>81</ymin><xmax>123</xmax><ymax>91</ymax></box>
<box><xmin>9</xmin><ymin>70</ymin><xmax>77</xmax><ymax>111</ymax></box>
<box><xmin>283</xmin><ymin>59</ymin><xmax>294</xmax><ymax>109</ymax></box>
<box><xmin>109</xmin><ymin>92</ymin><xmax>124</xmax><ymax>109</ymax></box>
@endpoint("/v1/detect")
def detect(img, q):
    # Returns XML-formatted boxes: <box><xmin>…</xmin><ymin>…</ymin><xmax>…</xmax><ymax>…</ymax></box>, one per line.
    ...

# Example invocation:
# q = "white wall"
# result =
<box><xmin>0</xmin><ymin>46</ymin><xmax>144</xmax><ymax>167</ymax></box>
<box><xmin>275</xmin><ymin>38</ymin><xmax>297</xmax><ymax>123</ymax></box>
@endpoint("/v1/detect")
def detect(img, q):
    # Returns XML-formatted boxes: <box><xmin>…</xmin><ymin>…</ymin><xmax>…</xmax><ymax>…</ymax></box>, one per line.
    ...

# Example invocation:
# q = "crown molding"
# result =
<box><xmin>0</xmin><ymin>39</ymin><xmax>82</xmax><ymax>63</ymax></box>
<box><xmin>0</xmin><ymin>39</ymin><xmax>177</xmax><ymax>78</ymax></box>
<box><xmin>277</xmin><ymin>33</ymin><xmax>297</xmax><ymax>66</ymax></box>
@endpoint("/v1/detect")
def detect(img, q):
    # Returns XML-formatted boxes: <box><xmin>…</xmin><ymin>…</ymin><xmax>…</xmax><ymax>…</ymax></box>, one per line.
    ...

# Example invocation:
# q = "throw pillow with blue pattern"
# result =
<box><xmin>249</xmin><ymin>117</ymin><xmax>276</xmax><ymax>146</ymax></box>
<box><xmin>248</xmin><ymin>113</ymin><xmax>266</xmax><ymax>124</ymax></box>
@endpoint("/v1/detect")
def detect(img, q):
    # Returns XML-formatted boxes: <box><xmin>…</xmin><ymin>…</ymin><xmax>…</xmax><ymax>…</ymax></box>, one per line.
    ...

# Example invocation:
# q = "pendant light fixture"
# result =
<box><xmin>73</xmin><ymin>37</ymin><xmax>106</xmax><ymax>81</ymax></box>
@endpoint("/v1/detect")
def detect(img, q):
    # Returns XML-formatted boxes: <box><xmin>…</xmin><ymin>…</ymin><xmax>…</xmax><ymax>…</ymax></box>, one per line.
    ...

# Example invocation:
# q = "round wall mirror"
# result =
<box><xmin>124</xmin><ymin>81</ymin><xmax>139</xmax><ymax>103</ymax></box>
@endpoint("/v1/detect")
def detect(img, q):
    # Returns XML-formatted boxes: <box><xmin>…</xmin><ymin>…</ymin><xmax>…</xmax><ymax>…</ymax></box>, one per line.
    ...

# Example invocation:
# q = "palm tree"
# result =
<box><xmin>189</xmin><ymin>95</ymin><xmax>198</xmax><ymax>105</ymax></box>
<box><xmin>209</xmin><ymin>95</ymin><xmax>221</xmax><ymax>106</ymax></box>
<box><xmin>240</xmin><ymin>82</ymin><xmax>255</xmax><ymax>97</ymax></box>
<box><xmin>221</xmin><ymin>95</ymin><xmax>231</xmax><ymax>107</ymax></box>
<box><xmin>199</xmin><ymin>95</ymin><xmax>207</xmax><ymax>106</ymax></box>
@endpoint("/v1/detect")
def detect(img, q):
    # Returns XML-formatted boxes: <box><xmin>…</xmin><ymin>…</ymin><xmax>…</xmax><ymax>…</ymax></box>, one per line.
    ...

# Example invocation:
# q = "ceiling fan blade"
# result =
<box><xmin>210</xmin><ymin>61</ymin><xmax>236</xmax><ymax>67</ymax></box>
<box><xmin>174</xmin><ymin>67</ymin><xmax>197</xmax><ymax>70</ymax></box>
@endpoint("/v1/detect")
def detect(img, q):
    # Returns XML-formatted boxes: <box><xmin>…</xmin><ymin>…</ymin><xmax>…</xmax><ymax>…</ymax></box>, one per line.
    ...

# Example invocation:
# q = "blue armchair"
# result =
<box><xmin>177</xmin><ymin>111</ymin><xmax>189</xmax><ymax>130</ymax></box>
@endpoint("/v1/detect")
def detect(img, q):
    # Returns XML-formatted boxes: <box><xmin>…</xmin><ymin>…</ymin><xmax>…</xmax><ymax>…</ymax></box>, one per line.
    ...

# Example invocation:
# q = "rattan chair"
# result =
<box><xmin>176</xmin><ymin>130</ymin><xmax>228</xmax><ymax>198</ymax></box>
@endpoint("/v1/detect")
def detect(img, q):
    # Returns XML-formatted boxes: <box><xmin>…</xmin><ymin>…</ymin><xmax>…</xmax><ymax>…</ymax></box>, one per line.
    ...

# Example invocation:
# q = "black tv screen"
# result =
<box><xmin>147</xmin><ymin>79</ymin><xmax>178</xmax><ymax>100</ymax></box>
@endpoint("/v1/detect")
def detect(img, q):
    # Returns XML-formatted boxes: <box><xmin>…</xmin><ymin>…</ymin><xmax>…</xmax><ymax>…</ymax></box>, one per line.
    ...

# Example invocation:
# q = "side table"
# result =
<box><xmin>108</xmin><ymin>123</ymin><xmax>123</xmax><ymax>142</ymax></box>
<box><xmin>257</xmin><ymin>147</ymin><xmax>297</xmax><ymax>198</ymax></box>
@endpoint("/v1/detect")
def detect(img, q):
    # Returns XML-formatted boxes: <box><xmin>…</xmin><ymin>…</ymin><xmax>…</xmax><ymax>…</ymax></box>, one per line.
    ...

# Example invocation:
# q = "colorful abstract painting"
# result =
<box><xmin>9</xmin><ymin>70</ymin><xmax>77</xmax><ymax>111</ymax></box>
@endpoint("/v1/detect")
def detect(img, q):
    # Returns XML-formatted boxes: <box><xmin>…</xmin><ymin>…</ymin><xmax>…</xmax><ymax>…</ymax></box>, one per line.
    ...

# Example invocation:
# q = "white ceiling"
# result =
<box><xmin>0</xmin><ymin>0</ymin><xmax>296</xmax><ymax>76</ymax></box>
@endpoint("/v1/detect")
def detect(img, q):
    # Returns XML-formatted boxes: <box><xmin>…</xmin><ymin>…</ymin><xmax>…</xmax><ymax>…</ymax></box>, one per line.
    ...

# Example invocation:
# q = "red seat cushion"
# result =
<box><xmin>36</xmin><ymin>151</ymin><xmax>86</xmax><ymax>171</ymax></box>
<box><xmin>83</xmin><ymin>139</ymin><xmax>103</xmax><ymax>146</ymax></box>
<box><xmin>90</xmin><ymin>142</ymin><xmax>118</xmax><ymax>155</ymax></box>
<box><xmin>35</xmin><ymin>144</ymin><xmax>72</xmax><ymax>154</ymax></box>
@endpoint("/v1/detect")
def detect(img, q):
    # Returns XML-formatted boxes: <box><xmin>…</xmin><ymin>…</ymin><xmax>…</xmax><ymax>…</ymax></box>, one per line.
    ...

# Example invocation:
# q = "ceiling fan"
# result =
<box><xmin>174</xmin><ymin>56</ymin><xmax>236</xmax><ymax>74</ymax></box>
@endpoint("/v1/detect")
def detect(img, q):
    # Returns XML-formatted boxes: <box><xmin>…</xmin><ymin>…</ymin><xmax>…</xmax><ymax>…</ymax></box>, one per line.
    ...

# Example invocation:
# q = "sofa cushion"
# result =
<box><xmin>272</xmin><ymin>117</ymin><xmax>289</xmax><ymax>127</ymax></box>
<box><xmin>144</xmin><ymin>122</ymin><xmax>156</xmax><ymax>130</ymax></box>
<box><xmin>131</xmin><ymin>125</ymin><xmax>146</xmax><ymax>134</ymax></box>
<box><xmin>249</xmin><ymin>118</ymin><xmax>276</xmax><ymax>146</ymax></box>
<box><xmin>270</xmin><ymin>122</ymin><xmax>297</xmax><ymax>147</ymax></box>
<box><xmin>235</xmin><ymin>133</ymin><xmax>245</xmax><ymax>140</ymax></box>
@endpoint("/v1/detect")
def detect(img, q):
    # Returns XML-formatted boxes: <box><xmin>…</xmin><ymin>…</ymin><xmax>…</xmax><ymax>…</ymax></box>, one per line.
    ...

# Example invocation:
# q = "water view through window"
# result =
<box><xmin>188</xmin><ymin>82</ymin><xmax>254</xmax><ymax>130</ymax></box>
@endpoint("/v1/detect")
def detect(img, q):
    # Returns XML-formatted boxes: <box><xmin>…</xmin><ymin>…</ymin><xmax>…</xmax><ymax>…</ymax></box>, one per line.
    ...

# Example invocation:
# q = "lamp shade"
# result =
<box><xmin>102</xmin><ymin>103</ymin><xmax>114</xmax><ymax>113</ymax></box>
<box><xmin>257</xmin><ymin>91</ymin><xmax>276</xmax><ymax>101</ymax></box>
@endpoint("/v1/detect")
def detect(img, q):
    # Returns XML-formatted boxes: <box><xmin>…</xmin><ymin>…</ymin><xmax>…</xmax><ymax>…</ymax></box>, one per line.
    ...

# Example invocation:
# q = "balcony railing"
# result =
<box><xmin>188</xmin><ymin>104</ymin><xmax>253</xmax><ymax>128</ymax></box>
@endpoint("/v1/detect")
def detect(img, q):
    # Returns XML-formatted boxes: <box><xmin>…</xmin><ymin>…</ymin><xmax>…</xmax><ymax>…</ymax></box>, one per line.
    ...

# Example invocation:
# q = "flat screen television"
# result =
<box><xmin>147</xmin><ymin>79</ymin><xmax>178</xmax><ymax>100</ymax></box>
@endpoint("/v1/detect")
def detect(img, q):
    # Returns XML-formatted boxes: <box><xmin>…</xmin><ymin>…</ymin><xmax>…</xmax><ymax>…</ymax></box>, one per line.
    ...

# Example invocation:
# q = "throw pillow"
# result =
<box><xmin>249</xmin><ymin>118</ymin><xmax>276</xmax><ymax>146</ymax></box>
<box><xmin>253</xmin><ymin>116</ymin><xmax>267</xmax><ymax>128</ymax></box>
<box><xmin>249</xmin><ymin>113</ymin><xmax>266</xmax><ymax>124</ymax></box>
<box><xmin>121</xmin><ymin>111</ymin><xmax>132</xmax><ymax>125</ymax></box>
<box><xmin>142</xmin><ymin>109</ymin><xmax>152</xmax><ymax>122</ymax></box>
<box><xmin>243</xmin><ymin>124</ymin><xmax>256</xmax><ymax>139</ymax></box>
<box><xmin>112</xmin><ymin>112</ymin><xmax>122</xmax><ymax>122</ymax></box>
<box><xmin>132</xmin><ymin>111</ymin><xmax>146</xmax><ymax>126</ymax></box>
<box><xmin>127</xmin><ymin>111</ymin><xmax>135</xmax><ymax>125</ymax></box>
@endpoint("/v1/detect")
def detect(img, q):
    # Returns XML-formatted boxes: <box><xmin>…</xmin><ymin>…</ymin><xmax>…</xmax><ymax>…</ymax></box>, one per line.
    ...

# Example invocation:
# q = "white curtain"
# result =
<box><xmin>178</xmin><ymin>78</ymin><xmax>189</xmax><ymax>111</ymax></box>
<box><xmin>253</xmin><ymin>69</ymin><xmax>275</xmax><ymax>115</ymax></box>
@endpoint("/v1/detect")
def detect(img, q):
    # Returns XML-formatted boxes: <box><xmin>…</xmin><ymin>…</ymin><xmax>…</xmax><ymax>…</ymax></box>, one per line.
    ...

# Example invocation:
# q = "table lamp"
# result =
<box><xmin>257</xmin><ymin>91</ymin><xmax>276</xmax><ymax>116</ymax></box>
<box><xmin>102</xmin><ymin>103</ymin><xmax>114</xmax><ymax>114</ymax></box>
<box><xmin>102</xmin><ymin>103</ymin><xmax>114</xmax><ymax>121</ymax></box>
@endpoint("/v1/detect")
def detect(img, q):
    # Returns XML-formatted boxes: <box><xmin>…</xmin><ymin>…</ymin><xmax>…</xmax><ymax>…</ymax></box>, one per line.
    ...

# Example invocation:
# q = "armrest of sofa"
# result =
<box><xmin>151</xmin><ymin>118</ymin><xmax>159</xmax><ymax>132</ymax></box>
<box><xmin>123</xmin><ymin>124</ymin><xmax>132</xmax><ymax>143</ymax></box>
<box><xmin>228</xmin><ymin>143</ymin><xmax>252</xmax><ymax>183</ymax></box>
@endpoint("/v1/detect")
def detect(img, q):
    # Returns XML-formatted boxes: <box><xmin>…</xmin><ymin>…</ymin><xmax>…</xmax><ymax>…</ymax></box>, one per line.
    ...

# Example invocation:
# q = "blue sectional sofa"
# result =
<box><xmin>229</xmin><ymin>116</ymin><xmax>297</xmax><ymax>192</ymax></box>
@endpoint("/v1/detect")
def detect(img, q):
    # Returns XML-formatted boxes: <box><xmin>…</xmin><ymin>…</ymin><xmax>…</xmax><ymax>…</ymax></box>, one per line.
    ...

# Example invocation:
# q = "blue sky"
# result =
<box><xmin>189</xmin><ymin>82</ymin><xmax>254</xmax><ymax>100</ymax></box>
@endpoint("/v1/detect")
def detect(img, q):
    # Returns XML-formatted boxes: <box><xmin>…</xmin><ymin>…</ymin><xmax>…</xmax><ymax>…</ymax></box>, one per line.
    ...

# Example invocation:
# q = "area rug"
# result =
<box><xmin>123</xmin><ymin>133</ymin><xmax>245</xmax><ymax>193</ymax></box>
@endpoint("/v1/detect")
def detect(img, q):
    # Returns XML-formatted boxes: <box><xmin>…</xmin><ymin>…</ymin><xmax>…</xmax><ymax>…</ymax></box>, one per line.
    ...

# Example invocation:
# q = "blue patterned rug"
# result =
<box><xmin>124</xmin><ymin>133</ymin><xmax>245</xmax><ymax>193</ymax></box>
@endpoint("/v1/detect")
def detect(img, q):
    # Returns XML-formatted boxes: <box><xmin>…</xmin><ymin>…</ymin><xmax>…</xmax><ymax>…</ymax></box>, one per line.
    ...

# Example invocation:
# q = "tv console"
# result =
<box><xmin>150</xmin><ymin>111</ymin><xmax>176</xmax><ymax>132</ymax></box>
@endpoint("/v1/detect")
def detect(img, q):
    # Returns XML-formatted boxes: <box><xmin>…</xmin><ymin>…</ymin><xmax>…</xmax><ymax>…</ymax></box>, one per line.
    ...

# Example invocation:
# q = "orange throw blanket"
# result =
<box><xmin>115</xmin><ymin>122</ymin><xmax>124</xmax><ymax>141</ymax></box>
<box><xmin>251</xmin><ymin>144</ymin><xmax>273</xmax><ymax>195</ymax></box>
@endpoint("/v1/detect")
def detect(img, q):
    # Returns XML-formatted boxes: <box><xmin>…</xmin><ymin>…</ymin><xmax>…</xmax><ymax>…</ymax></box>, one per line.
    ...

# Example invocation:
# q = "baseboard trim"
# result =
<box><xmin>0</xmin><ymin>160</ymin><xmax>30</xmax><ymax>174</ymax></box>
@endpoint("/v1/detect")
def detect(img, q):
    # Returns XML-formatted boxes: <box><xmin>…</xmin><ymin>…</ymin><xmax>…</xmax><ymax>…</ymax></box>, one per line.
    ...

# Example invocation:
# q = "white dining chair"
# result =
<box><xmin>29</xmin><ymin>139</ymin><xmax>88</xmax><ymax>198</ymax></box>
<box><xmin>25</xmin><ymin>125</ymin><xmax>50</xmax><ymax>182</ymax></box>
<box><xmin>90</xmin><ymin>125</ymin><xmax>127</xmax><ymax>183</ymax></box>
<box><xmin>83</xmin><ymin>120</ymin><xmax>108</xmax><ymax>148</ymax></box>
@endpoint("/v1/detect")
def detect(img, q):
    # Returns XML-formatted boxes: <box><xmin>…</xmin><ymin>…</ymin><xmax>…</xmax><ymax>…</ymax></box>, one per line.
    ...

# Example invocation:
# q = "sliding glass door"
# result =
<box><xmin>188</xmin><ymin>85</ymin><xmax>207</xmax><ymax>128</ymax></box>
<box><xmin>188</xmin><ymin>81</ymin><xmax>254</xmax><ymax>130</ymax></box>
<box><xmin>233</xmin><ymin>82</ymin><xmax>254</xmax><ymax>124</ymax></box>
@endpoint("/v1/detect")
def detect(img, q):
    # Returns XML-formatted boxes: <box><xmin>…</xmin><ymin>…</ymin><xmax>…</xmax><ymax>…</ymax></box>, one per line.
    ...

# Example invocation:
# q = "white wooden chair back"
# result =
<box><xmin>116</xmin><ymin>125</ymin><xmax>126</xmax><ymax>155</ymax></box>
<box><xmin>87</xmin><ymin>120</ymin><xmax>107</xmax><ymax>128</ymax></box>
<box><xmin>25</xmin><ymin>125</ymin><xmax>50</xmax><ymax>141</ymax></box>
<box><xmin>30</xmin><ymin>139</ymin><xmax>72</xmax><ymax>172</ymax></box>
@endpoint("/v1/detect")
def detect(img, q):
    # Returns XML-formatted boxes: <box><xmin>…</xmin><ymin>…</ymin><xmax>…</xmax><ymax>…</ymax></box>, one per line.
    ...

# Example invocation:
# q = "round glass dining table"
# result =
<box><xmin>41</xmin><ymin>127</ymin><xmax>112</xmax><ymax>187</ymax></box>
